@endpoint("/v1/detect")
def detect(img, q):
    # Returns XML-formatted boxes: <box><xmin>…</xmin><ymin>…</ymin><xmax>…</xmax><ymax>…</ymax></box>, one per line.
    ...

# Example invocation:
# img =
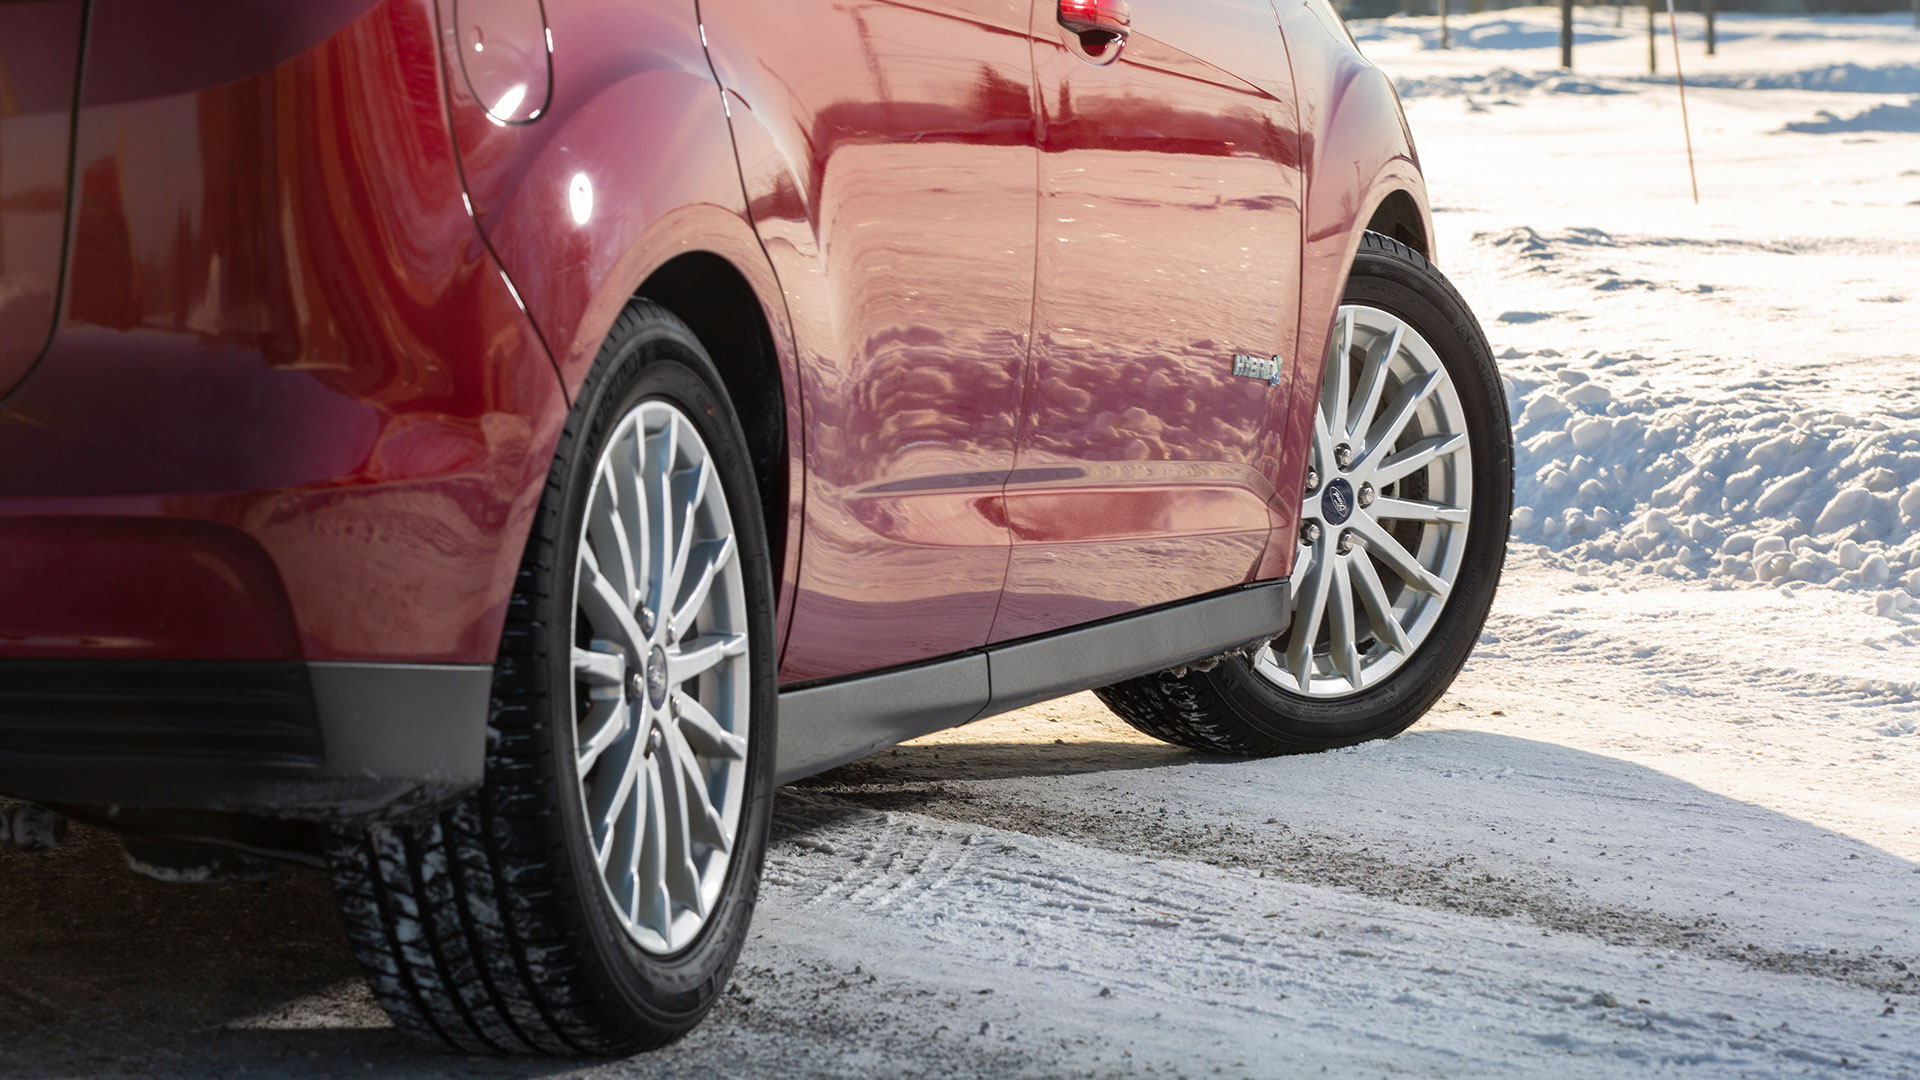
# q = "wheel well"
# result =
<box><xmin>1365</xmin><ymin>190</ymin><xmax>1429</xmax><ymax>258</ymax></box>
<box><xmin>638</xmin><ymin>253</ymin><xmax>787</xmax><ymax>589</ymax></box>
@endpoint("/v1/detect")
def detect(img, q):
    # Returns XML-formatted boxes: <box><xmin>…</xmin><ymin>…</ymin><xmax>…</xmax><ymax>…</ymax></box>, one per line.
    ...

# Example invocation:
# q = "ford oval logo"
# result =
<box><xmin>1321</xmin><ymin>477</ymin><xmax>1354</xmax><ymax>526</ymax></box>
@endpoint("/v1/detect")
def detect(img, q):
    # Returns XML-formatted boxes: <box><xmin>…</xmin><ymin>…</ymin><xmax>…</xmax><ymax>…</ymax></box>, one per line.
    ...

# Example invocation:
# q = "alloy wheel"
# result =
<box><xmin>570</xmin><ymin>399</ymin><xmax>751</xmax><ymax>954</ymax></box>
<box><xmin>1256</xmin><ymin>305</ymin><xmax>1474</xmax><ymax>699</ymax></box>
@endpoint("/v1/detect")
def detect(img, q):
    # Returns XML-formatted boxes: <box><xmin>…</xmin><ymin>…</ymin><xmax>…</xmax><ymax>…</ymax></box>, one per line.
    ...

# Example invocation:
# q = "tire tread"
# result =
<box><xmin>326</xmin><ymin>302</ymin><xmax>761</xmax><ymax>1056</ymax></box>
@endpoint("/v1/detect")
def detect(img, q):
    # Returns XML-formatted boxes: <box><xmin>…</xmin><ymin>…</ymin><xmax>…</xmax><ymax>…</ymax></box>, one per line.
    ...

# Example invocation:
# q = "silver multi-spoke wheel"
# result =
<box><xmin>1098</xmin><ymin>237</ymin><xmax>1506</xmax><ymax>760</ymax></box>
<box><xmin>1257</xmin><ymin>304</ymin><xmax>1474</xmax><ymax>700</ymax></box>
<box><xmin>571</xmin><ymin>399</ymin><xmax>750</xmax><ymax>955</ymax></box>
<box><xmin>330</xmin><ymin>307</ymin><xmax>776</xmax><ymax>1054</ymax></box>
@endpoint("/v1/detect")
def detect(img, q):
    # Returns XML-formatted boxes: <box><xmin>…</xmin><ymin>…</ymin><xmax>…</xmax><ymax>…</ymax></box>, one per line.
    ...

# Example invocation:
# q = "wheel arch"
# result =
<box><xmin>1364</xmin><ymin>188</ymin><xmax>1431</xmax><ymax>259</ymax></box>
<box><xmin>560</xmin><ymin>214</ymin><xmax>804</xmax><ymax>657</ymax></box>
<box><xmin>498</xmin><ymin>203</ymin><xmax>805</xmax><ymax>660</ymax></box>
<box><xmin>635</xmin><ymin>250</ymin><xmax>798</xmax><ymax>641</ymax></box>
<box><xmin>423</xmin><ymin>0</ymin><xmax>806</xmax><ymax>652</ymax></box>
<box><xmin>1269</xmin><ymin>0</ymin><xmax>1438</xmax><ymax>585</ymax></box>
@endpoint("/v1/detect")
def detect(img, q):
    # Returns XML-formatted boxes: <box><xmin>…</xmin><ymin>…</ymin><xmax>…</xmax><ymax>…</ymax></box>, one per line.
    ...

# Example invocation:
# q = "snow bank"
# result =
<box><xmin>1779</xmin><ymin>97</ymin><xmax>1920</xmax><ymax>135</ymax></box>
<box><xmin>1380</xmin><ymin>17</ymin><xmax>1920</xmax><ymax>618</ymax></box>
<box><xmin>1394</xmin><ymin>66</ymin><xmax>1628</xmax><ymax>101</ymax></box>
<box><xmin>1394</xmin><ymin>63</ymin><xmax>1920</xmax><ymax>103</ymax></box>
<box><xmin>1673</xmin><ymin>62</ymin><xmax>1920</xmax><ymax>95</ymax></box>
<box><xmin>1504</xmin><ymin>350</ymin><xmax>1920</xmax><ymax>615</ymax></box>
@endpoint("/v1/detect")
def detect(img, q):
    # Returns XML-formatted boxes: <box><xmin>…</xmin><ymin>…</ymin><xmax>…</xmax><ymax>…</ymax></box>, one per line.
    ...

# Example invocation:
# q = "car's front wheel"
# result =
<box><xmin>327</xmin><ymin>301</ymin><xmax>777</xmax><ymax>1055</ymax></box>
<box><xmin>1099</xmin><ymin>232</ymin><xmax>1513</xmax><ymax>755</ymax></box>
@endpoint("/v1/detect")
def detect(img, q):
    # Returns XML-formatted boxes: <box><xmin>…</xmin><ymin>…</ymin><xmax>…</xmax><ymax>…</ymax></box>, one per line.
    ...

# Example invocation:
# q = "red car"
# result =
<box><xmin>0</xmin><ymin>0</ymin><xmax>1511</xmax><ymax>1054</ymax></box>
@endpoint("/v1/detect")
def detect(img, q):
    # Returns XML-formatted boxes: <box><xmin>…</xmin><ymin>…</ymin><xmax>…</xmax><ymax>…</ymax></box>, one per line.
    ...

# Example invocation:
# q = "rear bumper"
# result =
<box><xmin>0</xmin><ymin>661</ymin><xmax>491</xmax><ymax>822</ymax></box>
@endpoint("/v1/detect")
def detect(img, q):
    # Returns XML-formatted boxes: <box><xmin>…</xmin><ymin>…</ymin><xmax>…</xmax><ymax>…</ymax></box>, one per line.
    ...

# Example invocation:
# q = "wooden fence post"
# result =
<box><xmin>1646</xmin><ymin>0</ymin><xmax>1657</xmax><ymax>74</ymax></box>
<box><xmin>1560</xmin><ymin>0</ymin><xmax>1574</xmax><ymax>68</ymax></box>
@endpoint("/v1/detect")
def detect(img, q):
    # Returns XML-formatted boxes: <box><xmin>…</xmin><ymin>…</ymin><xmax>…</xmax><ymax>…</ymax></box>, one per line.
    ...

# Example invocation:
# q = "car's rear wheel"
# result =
<box><xmin>327</xmin><ymin>301</ymin><xmax>776</xmax><ymax>1055</ymax></box>
<box><xmin>1098</xmin><ymin>232</ymin><xmax>1512</xmax><ymax>755</ymax></box>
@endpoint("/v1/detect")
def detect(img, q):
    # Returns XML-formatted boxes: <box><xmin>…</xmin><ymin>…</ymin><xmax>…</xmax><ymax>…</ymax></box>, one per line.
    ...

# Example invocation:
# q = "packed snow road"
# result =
<box><xmin>2</xmin><ymin>9</ymin><xmax>1916</xmax><ymax>1078</ymax></box>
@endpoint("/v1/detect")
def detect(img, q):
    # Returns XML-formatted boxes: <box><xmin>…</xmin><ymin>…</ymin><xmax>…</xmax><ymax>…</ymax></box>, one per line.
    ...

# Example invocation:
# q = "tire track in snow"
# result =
<box><xmin>780</xmin><ymin>784</ymin><xmax>1920</xmax><ymax>1001</ymax></box>
<box><xmin>761</xmin><ymin>790</ymin><xmax>1920</xmax><ymax>1077</ymax></box>
<box><xmin>1479</xmin><ymin>601</ymin><xmax>1920</xmax><ymax>729</ymax></box>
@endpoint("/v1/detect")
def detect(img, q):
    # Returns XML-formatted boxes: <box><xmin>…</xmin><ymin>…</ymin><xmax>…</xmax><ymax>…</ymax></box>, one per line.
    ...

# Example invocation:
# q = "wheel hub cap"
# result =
<box><xmin>1255</xmin><ymin>304</ymin><xmax>1474</xmax><ymax>700</ymax></box>
<box><xmin>645</xmin><ymin>645</ymin><xmax>670</xmax><ymax>709</ymax></box>
<box><xmin>1320</xmin><ymin>477</ymin><xmax>1355</xmax><ymax>526</ymax></box>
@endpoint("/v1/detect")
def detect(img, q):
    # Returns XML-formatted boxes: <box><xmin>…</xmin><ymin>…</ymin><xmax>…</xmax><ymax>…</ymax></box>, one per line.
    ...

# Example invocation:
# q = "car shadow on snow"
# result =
<box><xmin>0</xmin><ymin>825</ymin><xmax>1032</xmax><ymax>1080</ymax></box>
<box><xmin>0</xmin><ymin>724</ymin><xmax>1914</xmax><ymax>1077</ymax></box>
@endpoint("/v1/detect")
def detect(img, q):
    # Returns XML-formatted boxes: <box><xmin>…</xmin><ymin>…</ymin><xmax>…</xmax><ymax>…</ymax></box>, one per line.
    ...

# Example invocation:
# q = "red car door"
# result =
<box><xmin>993</xmin><ymin>0</ymin><xmax>1305</xmax><ymax>642</ymax></box>
<box><xmin>703</xmin><ymin>0</ymin><xmax>1039</xmax><ymax>682</ymax></box>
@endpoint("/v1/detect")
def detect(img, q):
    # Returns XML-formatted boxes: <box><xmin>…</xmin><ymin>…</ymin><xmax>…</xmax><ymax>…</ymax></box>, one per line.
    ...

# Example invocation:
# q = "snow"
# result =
<box><xmin>0</xmin><ymin>799</ymin><xmax>65</xmax><ymax>852</ymax></box>
<box><xmin>1361</xmin><ymin>10</ymin><xmax>1920</xmax><ymax>622</ymax></box>
<box><xmin>1</xmin><ymin>10</ymin><xmax>1917</xmax><ymax>1078</ymax></box>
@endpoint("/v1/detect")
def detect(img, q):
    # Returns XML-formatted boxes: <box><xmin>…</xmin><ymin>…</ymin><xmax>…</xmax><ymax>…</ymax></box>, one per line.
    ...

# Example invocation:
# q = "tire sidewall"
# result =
<box><xmin>539</xmin><ymin>314</ymin><xmax>778</xmax><ymax>1031</ymax></box>
<box><xmin>1207</xmin><ymin>237</ymin><xmax>1513</xmax><ymax>749</ymax></box>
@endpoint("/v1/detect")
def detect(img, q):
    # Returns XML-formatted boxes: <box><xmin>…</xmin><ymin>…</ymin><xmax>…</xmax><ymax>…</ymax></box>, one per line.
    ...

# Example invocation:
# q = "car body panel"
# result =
<box><xmin>1264</xmin><ymin>0</ymin><xmax>1432</xmax><ymax>582</ymax></box>
<box><xmin>702</xmin><ymin>0</ymin><xmax>1040</xmax><ymax>682</ymax></box>
<box><xmin>992</xmin><ymin>0</ymin><xmax>1306</xmax><ymax>642</ymax></box>
<box><xmin>431</xmin><ymin>0</ymin><xmax>808</xmax><ymax>655</ymax></box>
<box><xmin>449</xmin><ymin>0</ymin><xmax>554</xmax><ymax>124</ymax></box>
<box><xmin>0</xmin><ymin>1</ymin><xmax>86</xmax><ymax>402</ymax></box>
<box><xmin>0</xmin><ymin>0</ymin><xmax>567</xmax><ymax>664</ymax></box>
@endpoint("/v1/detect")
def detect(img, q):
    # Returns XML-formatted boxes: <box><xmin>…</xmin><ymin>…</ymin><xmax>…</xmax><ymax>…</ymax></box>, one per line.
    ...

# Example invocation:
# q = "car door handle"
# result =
<box><xmin>1058</xmin><ymin>0</ymin><xmax>1130</xmax><ymax>44</ymax></box>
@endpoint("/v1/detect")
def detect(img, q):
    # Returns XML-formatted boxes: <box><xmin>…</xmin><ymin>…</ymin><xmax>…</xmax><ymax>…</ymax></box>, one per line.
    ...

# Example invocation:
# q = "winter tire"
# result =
<box><xmin>1098</xmin><ymin>232</ymin><xmax>1513</xmax><ymax>755</ymax></box>
<box><xmin>327</xmin><ymin>301</ymin><xmax>778</xmax><ymax>1055</ymax></box>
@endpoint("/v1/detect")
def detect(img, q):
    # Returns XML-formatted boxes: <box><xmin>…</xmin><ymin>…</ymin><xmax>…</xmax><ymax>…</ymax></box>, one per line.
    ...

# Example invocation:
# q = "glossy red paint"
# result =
<box><xmin>0</xmin><ymin>1</ymin><xmax>85</xmax><ymax>401</ymax></box>
<box><xmin>703</xmin><ymin>0</ymin><xmax>1040</xmax><ymax>682</ymax></box>
<box><xmin>429</xmin><ymin>0</ymin><xmax>806</xmax><ymax>657</ymax></box>
<box><xmin>991</xmin><ymin>0</ymin><xmax>1306</xmax><ymax>642</ymax></box>
<box><xmin>0</xmin><ymin>0</ymin><xmax>566</xmax><ymax>662</ymax></box>
<box><xmin>0</xmin><ymin>0</ymin><xmax>1427</xmax><ymax>686</ymax></box>
<box><xmin>1268</xmin><ymin>0</ymin><xmax>1433</xmax><ymax>585</ymax></box>
<box><xmin>450</xmin><ymin>0</ymin><xmax>553</xmax><ymax>124</ymax></box>
<box><xmin>0</xmin><ymin>517</ymin><xmax>303</xmax><ymax>661</ymax></box>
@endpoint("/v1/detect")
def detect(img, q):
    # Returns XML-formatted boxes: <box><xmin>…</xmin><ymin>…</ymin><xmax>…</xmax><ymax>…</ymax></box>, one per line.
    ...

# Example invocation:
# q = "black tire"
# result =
<box><xmin>1097</xmin><ymin>232</ymin><xmax>1512</xmax><ymax>756</ymax></box>
<box><xmin>326</xmin><ymin>301</ymin><xmax>778</xmax><ymax>1055</ymax></box>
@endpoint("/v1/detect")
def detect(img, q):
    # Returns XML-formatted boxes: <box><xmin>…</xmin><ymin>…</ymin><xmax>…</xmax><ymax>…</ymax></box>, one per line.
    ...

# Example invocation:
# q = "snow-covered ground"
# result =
<box><xmin>1375</xmin><ymin>9</ymin><xmax>1920</xmax><ymax>610</ymax></box>
<box><xmin>1</xmin><ymin>10</ymin><xmax>1915</xmax><ymax>1079</ymax></box>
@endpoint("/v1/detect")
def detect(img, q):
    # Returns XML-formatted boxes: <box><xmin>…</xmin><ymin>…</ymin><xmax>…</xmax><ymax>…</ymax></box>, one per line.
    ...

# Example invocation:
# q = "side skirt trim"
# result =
<box><xmin>775</xmin><ymin>580</ymin><xmax>1290</xmax><ymax>784</ymax></box>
